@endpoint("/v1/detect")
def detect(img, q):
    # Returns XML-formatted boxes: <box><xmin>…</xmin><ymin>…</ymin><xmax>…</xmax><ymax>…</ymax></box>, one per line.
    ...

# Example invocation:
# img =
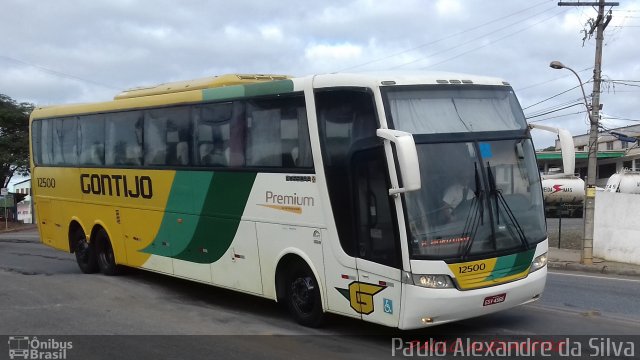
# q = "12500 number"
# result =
<box><xmin>458</xmin><ymin>263</ymin><xmax>486</xmax><ymax>274</ymax></box>
<box><xmin>37</xmin><ymin>177</ymin><xmax>56</xmax><ymax>188</ymax></box>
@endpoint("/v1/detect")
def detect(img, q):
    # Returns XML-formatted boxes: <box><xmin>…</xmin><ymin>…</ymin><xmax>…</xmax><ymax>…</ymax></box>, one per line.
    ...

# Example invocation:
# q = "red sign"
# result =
<box><xmin>483</xmin><ymin>293</ymin><xmax>506</xmax><ymax>306</ymax></box>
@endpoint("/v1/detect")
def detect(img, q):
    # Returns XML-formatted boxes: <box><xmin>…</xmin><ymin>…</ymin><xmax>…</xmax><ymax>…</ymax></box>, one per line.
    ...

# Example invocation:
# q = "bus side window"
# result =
<box><xmin>31</xmin><ymin>120</ymin><xmax>42</xmax><ymax>165</ymax></box>
<box><xmin>37</xmin><ymin>119</ymin><xmax>54</xmax><ymax>165</ymax></box>
<box><xmin>196</xmin><ymin>102</ymin><xmax>233</xmax><ymax>167</ymax></box>
<box><xmin>105</xmin><ymin>111</ymin><xmax>142</xmax><ymax>166</ymax></box>
<box><xmin>78</xmin><ymin>115</ymin><xmax>105</xmax><ymax>166</ymax></box>
<box><xmin>52</xmin><ymin>117</ymin><xmax>78</xmax><ymax>166</ymax></box>
<box><xmin>143</xmin><ymin>113</ymin><xmax>167</xmax><ymax>165</ymax></box>
<box><xmin>245</xmin><ymin>95</ymin><xmax>311</xmax><ymax>169</ymax></box>
<box><xmin>143</xmin><ymin>106</ymin><xmax>191</xmax><ymax>166</ymax></box>
<box><xmin>246</xmin><ymin>108</ymin><xmax>282</xmax><ymax>167</ymax></box>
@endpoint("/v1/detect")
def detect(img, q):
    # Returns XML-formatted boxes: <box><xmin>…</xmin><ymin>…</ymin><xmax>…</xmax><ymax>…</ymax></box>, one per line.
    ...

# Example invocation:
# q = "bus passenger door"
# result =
<box><xmin>352</xmin><ymin>147</ymin><xmax>403</xmax><ymax>327</ymax></box>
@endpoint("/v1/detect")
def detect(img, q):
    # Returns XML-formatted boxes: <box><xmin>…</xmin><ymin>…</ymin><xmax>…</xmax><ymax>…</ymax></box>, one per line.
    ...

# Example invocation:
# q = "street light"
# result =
<box><xmin>549</xmin><ymin>61</ymin><xmax>592</xmax><ymax>123</ymax></box>
<box><xmin>549</xmin><ymin>60</ymin><xmax>597</xmax><ymax>265</ymax></box>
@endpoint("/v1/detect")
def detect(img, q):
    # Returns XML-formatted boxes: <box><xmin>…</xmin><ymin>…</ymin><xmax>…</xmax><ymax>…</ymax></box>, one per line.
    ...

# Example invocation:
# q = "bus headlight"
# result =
<box><xmin>411</xmin><ymin>274</ymin><xmax>455</xmax><ymax>289</ymax></box>
<box><xmin>529</xmin><ymin>253</ymin><xmax>548</xmax><ymax>273</ymax></box>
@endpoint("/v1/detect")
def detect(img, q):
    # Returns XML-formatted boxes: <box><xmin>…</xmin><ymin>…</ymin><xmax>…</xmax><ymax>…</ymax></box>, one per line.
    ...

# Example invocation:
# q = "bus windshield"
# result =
<box><xmin>403</xmin><ymin>140</ymin><xmax>546</xmax><ymax>260</ymax></box>
<box><xmin>385</xmin><ymin>85</ymin><xmax>527</xmax><ymax>134</ymax></box>
<box><xmin>383</xmin><ymin>85</ymin><xmax>545</xmax><ymax>261</ymax></box>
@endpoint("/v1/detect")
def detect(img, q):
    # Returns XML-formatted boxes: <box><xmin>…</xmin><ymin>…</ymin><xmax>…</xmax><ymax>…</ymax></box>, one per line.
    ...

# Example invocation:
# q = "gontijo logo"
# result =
<box><xmin>80</xmin><ymin>173</ymin><xmax>153</xmax><ymax>199</ymax></box>
<box><xmin>335</xmin><ymin>281</ymin><xmax>386</xmax><ymax>315</ymax></box>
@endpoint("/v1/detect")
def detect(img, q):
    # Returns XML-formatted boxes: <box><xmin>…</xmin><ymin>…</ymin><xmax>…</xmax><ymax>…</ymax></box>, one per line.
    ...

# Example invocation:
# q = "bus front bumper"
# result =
<box><xmin>398</xmin><ymin>266</ymin><xmax>547</xmax><ymax>330</ymax></box>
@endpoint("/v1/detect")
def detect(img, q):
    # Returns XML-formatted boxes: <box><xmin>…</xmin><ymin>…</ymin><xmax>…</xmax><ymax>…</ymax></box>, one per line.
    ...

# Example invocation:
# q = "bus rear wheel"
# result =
<box><xmin>285</xmin><ymin>262</ymin><xmax>324</xmax><ymax>327</ymax></box>
<box><xmin>73</xmin><ymin>228</ymin><xmax>98</xmax><ymax>274</ymax></box>
<box><xmin>95</xmin><ymin>228</ymin><xmax>121</xmax><ymax>276</ymax></box>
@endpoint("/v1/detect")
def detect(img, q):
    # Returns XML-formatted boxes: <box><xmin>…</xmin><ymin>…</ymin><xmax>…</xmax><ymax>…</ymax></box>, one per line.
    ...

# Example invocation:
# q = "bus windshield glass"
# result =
<box><xmin>385</xmin><ymin>86</ymin><xmax>527</xmax><ymax>134</ymax></box>
<box><xmin>403</xmin><ymin>140</ymin><xmax>546</xmax><ymax>260</ymax></box>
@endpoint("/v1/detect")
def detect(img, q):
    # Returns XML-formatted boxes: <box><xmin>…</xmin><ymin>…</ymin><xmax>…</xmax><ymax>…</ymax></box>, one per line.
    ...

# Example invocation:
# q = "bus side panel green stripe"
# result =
<box><xmin>202</xmin><ymin>86</ymin><xmax>245</xmax><ymax>101</ymax></box>
<box><xmin>141</xmin><ymin>171</ymin><xmax>213</xmax><ymax>257</ymax></box>
<box><xmin>173</xmin><ymin>172</ymin><xmax>257</xmax><ymax>263</ymax></box>
<box><xmin>244</xmin><ymin>80</ymin><xmax>294</xmax><ymax>97</ymax></box>
<box><xmin>484</xmin><ymin>249</ymin><xmax>535</xmax><ymax>281</ymax></box>
<box><xmin>201</xmin><ymin>80</ymin><xmax>294</xmax><ymax>102</ymax></box>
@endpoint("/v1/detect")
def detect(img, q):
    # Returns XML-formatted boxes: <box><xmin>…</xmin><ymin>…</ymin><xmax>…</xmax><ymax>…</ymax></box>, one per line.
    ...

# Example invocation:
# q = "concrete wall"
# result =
<box><xmin>594</xmin><ymin>192</ymin><xmax>640</xmax><ymax>265</ymax></box>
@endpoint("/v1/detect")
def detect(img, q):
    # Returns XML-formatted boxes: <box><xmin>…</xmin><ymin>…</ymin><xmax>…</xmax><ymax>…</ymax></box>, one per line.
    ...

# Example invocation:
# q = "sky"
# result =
<box><xmin>1</xmin><ymin>0</ymin><xmax>639</xmax><ymax>155</ymax></box>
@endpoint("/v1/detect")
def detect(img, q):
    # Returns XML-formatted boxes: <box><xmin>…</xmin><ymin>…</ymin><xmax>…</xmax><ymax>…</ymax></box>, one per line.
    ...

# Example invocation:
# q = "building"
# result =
<box><xmin>536</xmin><ymin>124</ymin><xmax>640</xmax><ymax>187</ymax></box>
<box><xmin>12</xmin><ymin>178</ymin><xmax>33</xmax><ymax>224</ymax></box>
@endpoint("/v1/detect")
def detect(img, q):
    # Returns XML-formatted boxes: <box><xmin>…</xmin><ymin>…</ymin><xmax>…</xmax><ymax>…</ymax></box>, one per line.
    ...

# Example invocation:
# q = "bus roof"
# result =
<box><xmin>308</xmin><ymin>71</ymin><xmax>510</xmax><ymax>88</ymax></box>
<box><xmin>114</xmin><ymin>74</ymin><xmax>290</xmax><ymax>100</ymax></box>
<box><xmin>30</xmin><ymin>71</ymin><xmax>511</xmax><ymax>120</ymax></box>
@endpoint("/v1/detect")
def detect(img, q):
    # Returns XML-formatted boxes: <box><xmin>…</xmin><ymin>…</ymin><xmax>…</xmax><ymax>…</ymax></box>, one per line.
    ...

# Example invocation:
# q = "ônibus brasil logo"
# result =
<box><xmin>7</xmin><ymin>336</ymin><xmax>72</xmax><ymax>360</ymax></box>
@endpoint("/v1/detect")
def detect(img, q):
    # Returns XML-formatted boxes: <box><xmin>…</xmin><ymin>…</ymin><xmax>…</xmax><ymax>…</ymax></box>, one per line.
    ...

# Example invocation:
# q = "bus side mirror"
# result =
<box><xmin>376</xmin><ymin>129</ymin><xmax>421</xmax><ymax>195</ymax></box>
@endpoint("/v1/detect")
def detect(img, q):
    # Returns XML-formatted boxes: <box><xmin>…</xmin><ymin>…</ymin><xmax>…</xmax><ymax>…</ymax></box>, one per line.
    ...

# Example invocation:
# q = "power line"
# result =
<box><xmin>0</xmin><ymin>54</ymin><xmax>119</xmax><ymax>90</ymax></box>
<box><xmin>528</xmin><ymin>110</ymin><xmax>589</xmax><ymax>122</ymax></box>
<box><xmin>389</xmin><ymin>4</ymin><xmax>561</xmax><ymax>70</ymax></box>
<box><xmin>525</xmin><ymin>102</ymin><xmax>585</xmax><ymax>119</ymax></box>
<box><xmin>611</xmin><ymin>81</ymin><xmax>640</xmax><ymax>87</ymax></box>
<box><xmin>525</xmin><ymin>98</ymin><xmax>584</xmax><ymax>117</ymax></box>
<box><xmin>601</xmin><ymin>115</ymin><xmax>640</xmax><ymax>122</ymax></box>
<box><xmin>525</xmin><ymin>95</ymin><xmax>584</xmax><ymax>114</ymax></box>
<box><xmin>521</xmin><ymin>81</ymin><xmax>591</xmax><ymax>110</ymax></box>
<box><xmin>515</xmin><ymin>66</ymin><xmax>592</xmax><ymax>92</ymax></box>
<box><xmin>419</xmin><ymin>8</ymin><xmax>567</xmax><ymax>70</ymax></box>
<box><xmin>335</xmin><ymin>0</ymin><xmax>554</xmax><ymax>72</ymax></box>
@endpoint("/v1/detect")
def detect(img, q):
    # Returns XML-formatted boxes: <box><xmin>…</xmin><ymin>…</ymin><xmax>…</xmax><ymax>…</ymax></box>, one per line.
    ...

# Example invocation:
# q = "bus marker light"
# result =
<box><xmin>421</xmin><ymin>317</ymin><xmax>433</xmax><ymax>324</ymax></box>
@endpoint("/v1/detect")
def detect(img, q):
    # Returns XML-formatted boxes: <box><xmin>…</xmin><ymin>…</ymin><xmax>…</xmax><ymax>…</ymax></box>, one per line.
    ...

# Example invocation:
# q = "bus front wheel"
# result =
<box><xmin>95</xmin><ymin>228</ymin><xmax>121</xmax><ymax>276</ymax></box>
<box><xmin>73</xmin><ymin>228</ymin><xmax>98</xmax><ymax>274</ymax></box>
<box><xmin>285</xmin><ymin>262</ymin><xmax>324</xmax><ymax>327</ymax></box>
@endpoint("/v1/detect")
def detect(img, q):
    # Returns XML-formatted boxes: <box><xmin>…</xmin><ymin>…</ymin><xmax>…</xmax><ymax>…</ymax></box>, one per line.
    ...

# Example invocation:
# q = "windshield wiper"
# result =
<box><xmin>486</xmin><ymin>162</ymin><xmax>529</xmax><ymax>248</ymax></box>
<box><xmin>460</xmin><ymin>162</ymin><xmax>484</xmax><ymax>259</ymax></box>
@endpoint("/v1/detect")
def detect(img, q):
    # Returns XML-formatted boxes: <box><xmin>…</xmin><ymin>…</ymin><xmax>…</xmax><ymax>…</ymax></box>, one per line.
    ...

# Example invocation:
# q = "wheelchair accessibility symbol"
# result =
<box><xmin>383</xmin><ymin>298</ymin><xmax>393</xmax><ymax>314</ymax></box>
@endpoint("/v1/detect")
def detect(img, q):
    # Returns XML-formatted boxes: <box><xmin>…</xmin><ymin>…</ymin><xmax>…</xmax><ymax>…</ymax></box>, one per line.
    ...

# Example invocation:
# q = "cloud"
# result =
<box><xmin>1</xmin><ymin>0</ymin><xmax>639</xmax><ymax>148</ymax></box>
<box><xmin>435</xmin><ymin>0</ymin><xmax>463</xmax><ymax>17</ymax></box>
<box><xmin>305</xmin><ymin>43</ymin><xmax>362</xmax><ymax>61</ymax></box>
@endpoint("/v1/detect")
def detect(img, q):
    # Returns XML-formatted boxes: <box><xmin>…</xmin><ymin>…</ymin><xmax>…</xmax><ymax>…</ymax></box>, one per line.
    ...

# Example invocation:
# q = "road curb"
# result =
<box><xmin>548</xmin><ymin>261</ymin><xmax>640</xmax><ymax>277</ymax></box>
<box><xmin>0</xmin><ymin>225</ymin><xmax>37</xmax><ymax>234</ymax></box>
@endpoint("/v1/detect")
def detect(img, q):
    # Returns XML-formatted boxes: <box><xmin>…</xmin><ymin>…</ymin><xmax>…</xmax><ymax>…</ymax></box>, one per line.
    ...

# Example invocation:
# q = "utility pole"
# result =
<box><xmin>557</xmin><ymin>0</ymin><xmax>617</xmax><ymax>264</ymax></box>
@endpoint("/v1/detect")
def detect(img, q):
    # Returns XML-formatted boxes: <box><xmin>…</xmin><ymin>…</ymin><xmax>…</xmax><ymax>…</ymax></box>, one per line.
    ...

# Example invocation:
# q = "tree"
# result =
<box><xmin>0</xmin><ymin>94</ymin><xmax>33</xmax><ymax>188</ymax></box>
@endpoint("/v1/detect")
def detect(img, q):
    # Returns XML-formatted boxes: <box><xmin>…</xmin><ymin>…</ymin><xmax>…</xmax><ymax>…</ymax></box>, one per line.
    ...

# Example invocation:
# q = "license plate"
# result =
<box><xmin>483</xmin><ymin>293</ymin><xmax>506</xmax><ymax>306</ymax></box>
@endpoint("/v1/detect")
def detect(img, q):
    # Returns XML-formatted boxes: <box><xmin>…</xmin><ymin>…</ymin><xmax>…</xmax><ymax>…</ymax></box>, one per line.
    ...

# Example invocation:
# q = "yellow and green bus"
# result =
<box><xmin>30</xmin><ymin>72</ymin><xmax>548</xmax><ymax>329</ymax></box>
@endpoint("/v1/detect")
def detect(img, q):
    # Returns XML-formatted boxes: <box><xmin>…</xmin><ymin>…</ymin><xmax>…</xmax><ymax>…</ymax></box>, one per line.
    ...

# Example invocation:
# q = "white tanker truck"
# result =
<box><xmin>605</xmin><ymin>169</ymin><xmax>640</xmax><ymax>194</ymax></box>
<box><xmin>541</xmin><ymin>176</ymin><xmax>585</xmax><ymax>217</ymax></box>
<box><xmin>530</xmin><ymin>124</ymin><xmax>585</xmax><ymax>217</ymax></box>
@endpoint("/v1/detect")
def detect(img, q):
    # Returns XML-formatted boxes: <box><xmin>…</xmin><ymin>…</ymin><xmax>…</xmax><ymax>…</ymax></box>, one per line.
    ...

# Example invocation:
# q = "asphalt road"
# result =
<box><xmin>1</xmin><ymin>229</ymin><xmax>639</xmax><ymax>359</ymax></box>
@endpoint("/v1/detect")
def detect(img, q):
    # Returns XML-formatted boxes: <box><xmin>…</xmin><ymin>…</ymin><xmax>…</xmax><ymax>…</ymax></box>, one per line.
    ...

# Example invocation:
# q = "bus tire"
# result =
<box><xmin>95</xmin><ymin>228</ymin><xmax>121</xmax><ymax>276</ymax></box>
<box><xmin>285</xmin><ymin>261</ymin><xmax>324</xmax><ymax>327</ymax></box>
<box><xmin>73</xmin><ymin>228</ymin><xmax>99</xmax><ymax>274</ymax></box>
